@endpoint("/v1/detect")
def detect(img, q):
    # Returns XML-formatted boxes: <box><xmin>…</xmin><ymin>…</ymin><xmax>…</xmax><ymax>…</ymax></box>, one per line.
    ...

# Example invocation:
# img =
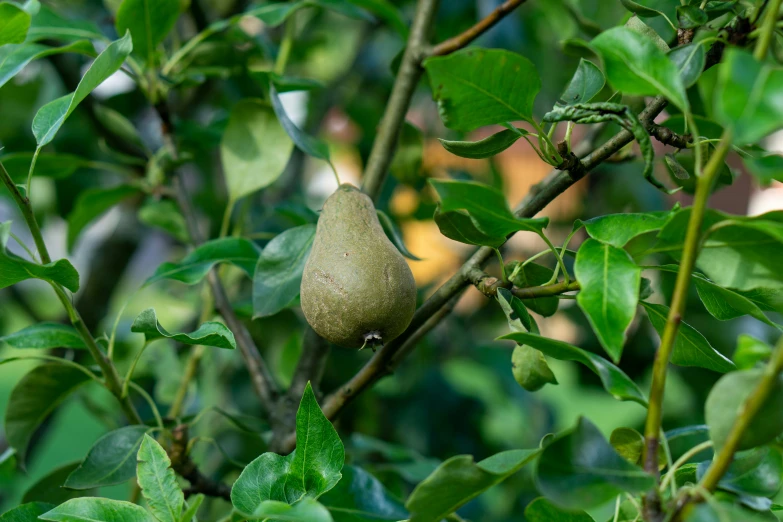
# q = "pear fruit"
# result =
<box><xmin>300</xmin><ymin>184</ymin><xmax>417</xmax><ymax>349</ymax></box>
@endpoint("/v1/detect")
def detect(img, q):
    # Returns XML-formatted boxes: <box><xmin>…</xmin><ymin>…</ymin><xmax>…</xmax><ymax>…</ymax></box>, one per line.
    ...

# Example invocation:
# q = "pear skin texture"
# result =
<box><xmin>300</xmin><ymin>184</ymin><xmax>417</xmax><ymax>348</ymax></box>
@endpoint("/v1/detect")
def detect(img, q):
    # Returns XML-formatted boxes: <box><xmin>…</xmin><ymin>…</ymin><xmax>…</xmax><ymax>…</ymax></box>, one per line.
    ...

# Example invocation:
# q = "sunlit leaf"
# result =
<box><xmin>221</xmin><ymin>98</ymin><xmax>293</xmax><ymax>202</ymax></box>
<box><xmin>32</xmin><ymin>32</ymin><xmax>133</xmax><ymax>147</ymax></box>
<box><xmin>575</xmin><ymin>239</ymin><xmax>640</xmax><ymax>362</ymax></box>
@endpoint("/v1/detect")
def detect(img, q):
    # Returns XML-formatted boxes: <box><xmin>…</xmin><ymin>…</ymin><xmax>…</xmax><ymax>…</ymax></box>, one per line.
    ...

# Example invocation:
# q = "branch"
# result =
<box><xmin>171</xmin><ymin>175</ymin><xmax>280</xmax><ymax>413</ymax></box>
<box><xmin>431</xmin><ymin>0</ymin><xmax>529</xmax><ymax>56</ymax></box>
<box><xmin>170</xmin><ymin>425</ymin><xmax>232</xmax><ymax>501</ymax></box>
<box><xmin>642</xmin><ymin>131</ymin><xmax>733</xmax><ymax>479</ymax></box>
<box><xmin>648</xmin><ymin>124</ymin><xmax>692</xmax><ymax>149</ymax></box>
<box><xmin>361</xmin><ymin>0</ymin><xmax>530</xmax><ymax>201</ymax></box>
<box><xmin>466</xmin><ymin>268</ymin><xmax>580</xmax><ymax>298</ymax></box>
<box><xmin>152</xmin><ymin>101</ymin><xmax>279</xmax><ymax>413</ymax></box>
<box><xmin>360</xmin><ymin>0</ymin><xmax>440</xmax><ymax>201</ymax></box>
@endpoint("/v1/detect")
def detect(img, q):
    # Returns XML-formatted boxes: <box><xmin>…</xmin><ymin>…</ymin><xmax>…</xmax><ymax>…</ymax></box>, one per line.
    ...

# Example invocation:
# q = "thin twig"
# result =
<box><xmin>0</xmin><ymin>162</ymin><xmax>143</xmax><ymax>425</ymax></box>
<box><xmin>431</xmin><ymin>0</ymin><xmax>529</xmax><ymax>56</ymax></box>
<box><xmin>170</xmin><ymin>424</ymin><xmax>232</xmax><ymax>501</ymax></box>
<box><xmin>360</xmin><ymin>0</ymin><xmax>440</xmax><ymax>201</ymax></box>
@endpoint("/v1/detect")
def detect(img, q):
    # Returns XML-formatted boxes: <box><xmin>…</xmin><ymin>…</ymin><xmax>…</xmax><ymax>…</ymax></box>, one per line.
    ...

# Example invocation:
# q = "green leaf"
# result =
<box><xmin>693</xmin><ymin>275</ymin><xmax>780</xmax><ymax>330</ymax></box>
<box><xmin>669</xmin><ymin>43</ymin><xmax>706</xmax><ymax>88</ymax></box>
<box><xmin>22</xmin><ymin>463</ymin><xmax>95</xmax><ymax>504</ymax></box>
<box><xmin>706</xmin><ymin>368</ymin><xmax>783</xmax><ymax>451</ymax></box>
<box><xmin>252</xmin><ymin>224</ymin><xmax>316</xmax><ymax>318</ymax></box>
<box><xmin>685</xmin><ymin>502</ymin><xmax>776</xmax><ymax>522</ymax></box>
<box><xmin>39</xmin><ymin>498</ymin><xmax>155</xmax><ymax>522</ymax></box>
<box><xmin>0</xmin><ymin>502</ymin><xmax>54</xmax><ymax>522</ymax></box>
<box><xmin>115</xmin><ymin>0</ymin><xmax>181</xmax><ymax>64</ymax></box>
<box><xmin>524</xmin><ymin>497</ymin><xmax>595</xmax><ymax>522</ymax></box>
<box><xmin>697</xmin><ymin>447</ymin><xmax>783</xmax><ymax>498</ymax></box>
<box><xmin>610</xmin><ymin>427</ymin><xmax>645</xmax><ymax>466</ymax></box>
<box><xmin>743</xmin><ymin>153</ymin><xmax>783</xmax><ymax>185</ymax></box>
<box><xmin>269</xmin><ymin>85</ymin><xmax>331</xmax><ymax>164</ymax></box>
<box><xmin>138</xmin><ymin>199</ymin><xmax>189</xmax><ymax>243</ymax></box>
<box><xmin>145</xmin><ymin>237</ymin><xmax>260</xmax><ymax>286</ymax></box>
<box><xmin>560</xmin><ymin>59</ymin><xmax>605</xmax><ymax>105</ymax></box>
<box><xmin>497</xmin><ymin>288</ymin><xmax>558</xmax><ymax>391</ymax></box>
<box><xmin>93</xmin><ymin>104</ymin><xmax>146</xmax><ymax>152</ymax></box>
<box><xmin>4</xmin><ymin>364</ymin><xmax>92</xmax><ymax>465</ymax></box>
<box><xmin>430</xmin><ymin>179</ymin><xmax>548</xmax><ymax>244</ymax></box>
<box><xmin>406</xmin><ymin>449</ymin><xmax>539</xmax><ymax>522</ymax></box>
<box><xmin>714</xmin><ymin>49</ymin><xmax>783</xmax><ymax>144</ymax></box>
<box><xmin>389</xmin><ymin>121</ymin><xmax>423</xmax><ymax>185</ymax></box>
<box><xmin>0</xmin><ymin>41</ymin><xmax>95</xmax><ymax>89</ymax></box>
<box><xmin>346</xmin><ymin>0</ymin><xmax>407</xmax><ymax>37</ymax></box>
<box><xmin>580</xmin><ymin>210</ymin><xmax>675</xmax><ymax>248</ymax></box>
<box><xmin>0</xmin><ymin>222</ymin><xmax>80</xmax><ymax>292</ymax></box>
<box><xmin>535</xmin><ymin>417</ymin><xmax>655</xmax><ymax>510</ymax></box>
<box><xmin>496</xmin><ymin>287</ymin><xmax>537</xmax><ymax>334</ymax></box>
<box><xmin>733</xmin><ymin>335</ymin><xmax>772</xmax><ymax>370</ymax></box>
<box><xmin>221</xmin><ymin>98</ymin><xmax>294</xmax><ymax>202</ymax></box>
<box><xmin>32</xmin><ymin>32</ymin><xmax>133</xmax><ymax>147</ymax></box>
<box><xmin>0</xmin><ymin>322</ymin><xmax>85</xmax><ymax>350</ymax></box>
<box><xmin>27</xmin><ymin>5</ymin><xmax>104</xmax><ymax>41</ymax></box>
<box><xmin>619</xmin><ymin>0</ymin><xmax>678</xmax><ymax>22</ymax></box>
<box><xmin>433</xmin><ymin>210</ymin><xmax>505</xmax><ymax>247</ymax></box>
<box><xmin>131</xmin><ymin>308</ymin><xmax>236</xmax><ymax>349</ymax></box>
<box><xmin>424</xmin><ymin>48</ymin><xmax>541</xmax><ymax>131</ymax></box>
<box><xmin>245</xmin><ymin>499</ymin><xmax>333</xmax><ymax>522</ymax></box>
<box><xmin>641</xmin><ymin>302</ymin><xmax>735</xmax><ymax>373</ymax></box>
<box><xmin>0</xmin><ymin>2</ymin><xmax>31</xmax><ymax>45</ymax></box>
<box><xmin>67</xmin><ymin>184</ymin><xmax>140</xmax><ymax>251</ymax></box>
<box><xmin>320</xmin><ymin>465</ymin><xmax>408</xmax><ymax>522</ymax></box>
<box><xmin>377</xmin><ymin>209</ymin><xmax>421</xmax><ymax>261</ymax></box>
<box><xmin>656</xmin><ymin>209</ymin><xmax>783</xmax><ymax>291</ymax></box>
<box><xmin>231</xmin><ymin>382</ymin><xmax>344</xmax><ymax>515</ymax></box>
<box><xmin>137</xmin><ymin>434</ymin><xmax>185</xmax><ymax>522</ymax></box>
<box><xmin>438</xmin><ymin>128</ymin><xmax>526</xmax><ymax>159</ymax></box>
<box><xmin>179</xmin><ymin>495</ymin><xmax>203</xmax><ymax>522</ymax></box>
<box><xmin>677</xmin><ymin>5</ymin><xmax>708</xmax><ymax>28</ymax></box>
<box><xmin>575</xmin><ymin>239</ymin><xmax>641</xmax><ymax>362</ymax></box>
<box><xmin>506</xmin><ymin>261</ymin><xmax>559</xmax><ymax>317</ymax></box>
<box><xmin>498</xmin><ymin>332</ymin><xmax>648</xmax><ymax>406</ymax></box>
<box><xmin>590</xmin><ymin>27</ymin><xmax>688</xmax><ymax>112</ymax></box>
<box><xmin>65</xmin><ymin>425</ymin><xmax>149</xmax><ymax>489</ymax></box>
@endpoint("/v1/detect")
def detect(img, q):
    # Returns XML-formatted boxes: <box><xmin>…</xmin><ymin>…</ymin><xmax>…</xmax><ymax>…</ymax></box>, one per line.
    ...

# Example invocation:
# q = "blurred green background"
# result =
<box><xmin>1</xmin><ymin>0</ymin><xmax>781</xmax><ymax>520</ymax></box>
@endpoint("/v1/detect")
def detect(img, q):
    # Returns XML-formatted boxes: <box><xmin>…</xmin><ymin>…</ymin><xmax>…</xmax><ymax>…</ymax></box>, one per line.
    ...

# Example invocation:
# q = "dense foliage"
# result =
<box><xmin>0</xmin><ymin>0</ymin><xmax>782</xmax><ymax>521</ymax></box>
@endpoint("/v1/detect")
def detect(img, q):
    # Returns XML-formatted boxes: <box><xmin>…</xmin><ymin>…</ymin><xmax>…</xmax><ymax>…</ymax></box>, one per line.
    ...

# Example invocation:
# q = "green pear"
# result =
<box><xmin>300</xmin><ymin>184</ymin><xmax>417</xmax><ymax>348</ymax></box>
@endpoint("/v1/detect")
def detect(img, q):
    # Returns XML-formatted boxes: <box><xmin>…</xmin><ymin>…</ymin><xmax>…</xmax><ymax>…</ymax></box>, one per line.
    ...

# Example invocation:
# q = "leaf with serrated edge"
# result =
<box><xmin>137</xmin><ymin>435</ymin><xmax>184</xmax><ymax>522</ymax></box>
